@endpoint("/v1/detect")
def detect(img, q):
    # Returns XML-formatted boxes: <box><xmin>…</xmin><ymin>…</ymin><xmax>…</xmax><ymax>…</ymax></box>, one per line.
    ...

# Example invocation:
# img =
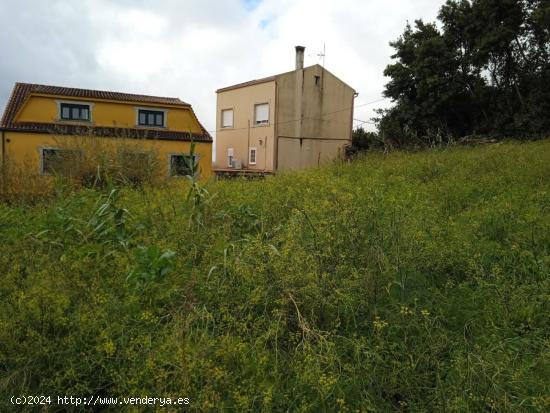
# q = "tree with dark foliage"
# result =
<box><xmin>347</xmin><ymin>127</ymin><xmax>384</xmax><ymax>155</ymax></box>
<box><xmin>377</xmin><ymin>0</ymin><xmax>550</xmax><ymax>146</ymax></box>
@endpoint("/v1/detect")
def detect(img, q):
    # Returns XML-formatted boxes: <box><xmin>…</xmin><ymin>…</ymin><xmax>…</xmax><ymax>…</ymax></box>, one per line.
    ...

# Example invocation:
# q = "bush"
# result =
<box><xmin>50</xmin><ymin>134</ymin><xmax>163</xmax><ymax>188</ymax></box>
<box><xmin>346</xmin><ymin>127</ymin><xmax>386</xmax><ymax>156</ymax></box>
<box><xmin>1</xmin><ymin>135</ymin><xmax>165</xmax><ymax>203</ymax></box>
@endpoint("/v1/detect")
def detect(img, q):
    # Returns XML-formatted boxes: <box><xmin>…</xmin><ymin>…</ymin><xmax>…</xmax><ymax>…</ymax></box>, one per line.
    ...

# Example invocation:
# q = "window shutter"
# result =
<box><xmin>255</xmin><ymin>104</ymin><xmax>269</xmax><ymax>124</ymax></box>
<box><xmin>222</xmin><ymin>109</ymin><xmax>233</xmax><ymax>127</ymax></box>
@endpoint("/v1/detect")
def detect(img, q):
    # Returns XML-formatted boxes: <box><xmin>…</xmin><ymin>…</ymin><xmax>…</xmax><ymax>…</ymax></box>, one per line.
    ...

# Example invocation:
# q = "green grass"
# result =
<box><xmin>1</xmin><ymin>141</ymin><xmax>549</xmax><ymax>412</ymax></box>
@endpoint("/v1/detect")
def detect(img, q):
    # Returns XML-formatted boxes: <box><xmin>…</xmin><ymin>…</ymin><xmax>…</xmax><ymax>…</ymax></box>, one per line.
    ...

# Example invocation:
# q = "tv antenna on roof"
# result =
<box><xmin>309</xmin><ymin>43</ymin><xmax>326</xmax><ymax>67</ymax></box>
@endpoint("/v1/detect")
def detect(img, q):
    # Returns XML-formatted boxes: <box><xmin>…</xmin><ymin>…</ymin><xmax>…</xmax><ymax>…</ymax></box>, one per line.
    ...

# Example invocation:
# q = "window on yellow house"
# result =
<box><xmin>41</xmin><ymin>148</ymin><xmax>82</xmax><ymax>175</ymax></box>
<box><xmin>60</xmin><ymin>103</ymin><xmax>90</xmax><ymax>121</ymax></box>
<box><xmin>119</xmin><ymin>150</ymin><xmax>153</xmax><ymax>183</ymax></box>
<box><xmin>138</xmin><ymin>109</ymin><xmax>165</xmax><ymax>127</ymax></box>
<box><xmin>170</xmin><ymin>154</ymin><xmax>198</xmax><ymax>177</ymax></box>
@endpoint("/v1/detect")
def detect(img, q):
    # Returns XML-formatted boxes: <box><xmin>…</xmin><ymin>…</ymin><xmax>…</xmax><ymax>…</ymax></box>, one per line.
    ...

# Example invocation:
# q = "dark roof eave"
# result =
<box><xmin>1</xmin><ymin>124</ymin><xmax>212</xmax><ymax>143</ymax></box>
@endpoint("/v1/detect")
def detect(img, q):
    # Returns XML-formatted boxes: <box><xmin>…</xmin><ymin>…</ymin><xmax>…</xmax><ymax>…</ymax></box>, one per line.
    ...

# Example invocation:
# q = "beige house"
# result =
<box><xmin>215</xmin><ymin>46</ymin><xmax>357</xmax><ymax>174</ymax></box>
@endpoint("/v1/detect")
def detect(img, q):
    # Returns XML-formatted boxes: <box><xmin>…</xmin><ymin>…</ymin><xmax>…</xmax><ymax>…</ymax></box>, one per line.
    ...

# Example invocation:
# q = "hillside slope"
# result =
<box><xmin>1</xmin><ymin>141</ymin><xmax>549</xmax><ymax>412</ymax></box>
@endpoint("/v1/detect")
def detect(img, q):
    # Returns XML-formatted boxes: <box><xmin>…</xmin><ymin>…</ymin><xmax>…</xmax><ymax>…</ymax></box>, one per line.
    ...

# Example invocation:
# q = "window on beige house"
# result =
<box><xmin>221</xmin><ymin>109</ymin><xmax>233</xmax><ymax>128</ymax></box>
<box><xmin>227</xmin><ymin>147</ymin><xmax>234</xmax><ymax>167</ymax></box>
<box><xmin>254</xmin><ymin>103</ymin><xmax>269</xmax><ymax>125</ymax></box>
<box><xmin>249</xmin><ymin>147</ymin><xmax>257</xmax><ymax>165</ymax></box>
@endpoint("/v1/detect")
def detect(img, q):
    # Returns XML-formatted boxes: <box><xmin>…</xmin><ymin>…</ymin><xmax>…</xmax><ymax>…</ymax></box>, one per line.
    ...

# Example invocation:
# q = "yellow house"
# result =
<box><xmin>0</xmin><ymin>83</ymin><xmax>212</xmax><ymax>181</ymax></box>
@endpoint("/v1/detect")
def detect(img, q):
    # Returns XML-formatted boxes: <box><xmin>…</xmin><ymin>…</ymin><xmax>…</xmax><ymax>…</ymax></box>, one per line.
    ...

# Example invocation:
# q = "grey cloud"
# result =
<box><xmin>0</xmin><ymin>0</ymin><xmax>445</xmax><ymax>135</ymax></box>
<box><xmin>0</xmin><ymin>0</ymin><xmax>102</xmax><ymax>105</ymax></box>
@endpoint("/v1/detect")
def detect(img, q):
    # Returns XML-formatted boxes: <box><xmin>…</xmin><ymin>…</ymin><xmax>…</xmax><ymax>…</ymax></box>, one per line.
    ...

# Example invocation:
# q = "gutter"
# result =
<box><xmin>1</xmin><ymin>129</ymin><xmax>4</xmax><ymax>168</ymax></box>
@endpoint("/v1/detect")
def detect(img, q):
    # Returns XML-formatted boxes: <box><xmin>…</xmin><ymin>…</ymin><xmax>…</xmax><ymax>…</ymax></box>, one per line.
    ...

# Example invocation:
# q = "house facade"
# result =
<box><xmin>0</xmin><ymin>83</ymin><xmax>212</xmax><ymax>180</ymax></box>
<box><xmin>215</xmin><ymin>46</ymin><xmax>357</xmax><ymax>174</ymax></box>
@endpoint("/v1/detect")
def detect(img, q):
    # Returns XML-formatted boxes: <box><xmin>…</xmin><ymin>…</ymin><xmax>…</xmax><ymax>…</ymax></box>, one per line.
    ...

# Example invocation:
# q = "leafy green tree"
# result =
<box><xmin>348</xmin><ymin>127</ymin><xmax>383</xmax><ymax>154</ymax></box>
<box><xmin>378</xmin><ymin>0</ymin><xmax>550</xmax><ymax>145</ymax></box>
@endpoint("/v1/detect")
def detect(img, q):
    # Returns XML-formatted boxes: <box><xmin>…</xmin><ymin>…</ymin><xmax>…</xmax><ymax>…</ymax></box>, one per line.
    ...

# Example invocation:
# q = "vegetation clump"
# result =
<box><xmin>376</xmin><ymin>0</ymin><xmax>550</xmax><ymax>146</ymax></box>
<box><xmin>1</xmin><ymin>141</ymin><xmax>549</xmax><ymax>412</ymax></box>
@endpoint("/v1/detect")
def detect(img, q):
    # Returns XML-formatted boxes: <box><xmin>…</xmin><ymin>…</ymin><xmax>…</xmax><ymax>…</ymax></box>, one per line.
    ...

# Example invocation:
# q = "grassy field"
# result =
<box><xmin>1</xmin><ymin>141</ymin><xmax>549</xmax><ymax>412</ymax></box>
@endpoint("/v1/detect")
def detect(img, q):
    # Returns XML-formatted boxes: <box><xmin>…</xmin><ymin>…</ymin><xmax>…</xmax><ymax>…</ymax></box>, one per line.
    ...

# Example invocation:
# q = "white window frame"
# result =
<box><xmin>249</xmin><ymin>147</ymin><xmax>257</xmax><ymax>165</ymax></box>
<box><xmin>135</xmin><ymin>107</ymin><xmax>168</xmax><ymax>128</ymax></box>
<box><xmin>227</xmin><ymin>147</ymin><xmax>234</xmax><ymax>167</ymax></box>
<box><xmin>254</xmin><ymin>103</ymin><xmax>269</xmax><ymax>126</ymax></box>
<box><xmin>221</xmin><ymin>108</ymin><xmax>233</xmax><ymax>128</ymax></box>
<box><xmin>56</xmin><ymin>100</ymin><xmax>94</xmax><ymax>123</ymax></box>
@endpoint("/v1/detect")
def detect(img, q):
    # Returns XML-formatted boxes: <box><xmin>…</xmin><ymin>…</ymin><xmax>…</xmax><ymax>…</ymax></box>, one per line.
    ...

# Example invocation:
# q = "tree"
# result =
<box><xmin>378</xmin><ymin>0</ymin><xmax>550</xmax><ymax>145</ymax></box>
<box><xmin>348</xmin><ymin>127</ymin><xmax>383</xmax><ymax>154</ymax></box>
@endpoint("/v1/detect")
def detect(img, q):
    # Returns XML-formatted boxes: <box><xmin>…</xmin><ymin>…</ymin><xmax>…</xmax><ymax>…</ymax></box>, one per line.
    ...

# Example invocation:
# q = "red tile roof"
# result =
<box><xmin>0</xmin><ymin>83</ymin><xmax>212</xmax><ymax>142</ymax></box>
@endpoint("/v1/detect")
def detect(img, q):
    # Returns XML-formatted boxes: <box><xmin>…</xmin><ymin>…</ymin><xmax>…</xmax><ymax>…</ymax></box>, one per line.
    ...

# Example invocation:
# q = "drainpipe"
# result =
<box><xmin>0</xmin><ymin>129</ymin><xmax>5</xmax><ymax>185</ymax></box>
<box><xmin>1</xmin><ymin>130</ymin><xmax>5</xmax><ymax>168</ymax></box>
<box><xmin>350</xmin><ymin>92</ymin><xmax>359</xmax><ymax>142</ymax></box>
<box><xmin>294</xmin><ymin>47</ymin><xmax>305</xmax><ymax>147</ymax></box>
<box><xmin>247</xmin><ymin>119</ymin><xmax>250</xmax><ymax>168</ymax></box>
<box><xmin>274</xmin><ymin>81</ymin><xmax>278</xmax><ymax>171</ymax></box>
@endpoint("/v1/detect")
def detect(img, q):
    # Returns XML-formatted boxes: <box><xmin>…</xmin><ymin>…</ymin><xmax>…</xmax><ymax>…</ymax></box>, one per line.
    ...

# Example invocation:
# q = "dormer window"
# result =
<box><xmin>60</xmin><ymin>103</ymin><xmax>90</xmax><ymax>121</ymax></box>
<box><xmin>138</xmin><ymin>109</ymin><xmax>165</xmax><ymax>127</ymax></box>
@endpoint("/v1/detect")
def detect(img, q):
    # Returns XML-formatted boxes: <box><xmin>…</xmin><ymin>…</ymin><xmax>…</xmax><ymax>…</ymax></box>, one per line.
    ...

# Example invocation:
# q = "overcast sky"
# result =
<box><xmin>0</xmin><ymin>0</ymin><xmax>442</xmax><ymax>135</ymax></box>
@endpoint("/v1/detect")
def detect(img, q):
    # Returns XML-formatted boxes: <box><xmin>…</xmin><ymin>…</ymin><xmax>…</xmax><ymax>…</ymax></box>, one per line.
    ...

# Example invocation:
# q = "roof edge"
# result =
<box><xmin>216</xmin><ymin>76</ymin><xmax>277</xmax><ymax>93</ymax></box>
<box><xmin>215</xmin><ymin>64</ymin><xmax>356</xmax><ymax>93</ymax></box>
<box><xmin>27</xmin><ymin>92</ymin><xmax>191</xmax><ymax>107</ymax></box>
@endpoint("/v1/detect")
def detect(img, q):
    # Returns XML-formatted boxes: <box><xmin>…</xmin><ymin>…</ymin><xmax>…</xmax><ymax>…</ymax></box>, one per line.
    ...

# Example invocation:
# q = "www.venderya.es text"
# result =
<box><xmin>11</xmin><ymin>395</ymin><xmax>190</xmax><ymax>407</ymax></box>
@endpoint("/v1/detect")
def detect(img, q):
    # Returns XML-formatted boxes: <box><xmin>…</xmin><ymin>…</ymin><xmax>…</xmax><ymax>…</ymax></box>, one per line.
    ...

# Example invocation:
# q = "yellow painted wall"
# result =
<box><xmin>16</xmin><ymin>95</ymin><xmax>203</xmax><ymax>134</ymax></box>
<box><xmin>3</xmin><ymin>131</ymin><xmax>212</xmax><ymax>180</ymax></box>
